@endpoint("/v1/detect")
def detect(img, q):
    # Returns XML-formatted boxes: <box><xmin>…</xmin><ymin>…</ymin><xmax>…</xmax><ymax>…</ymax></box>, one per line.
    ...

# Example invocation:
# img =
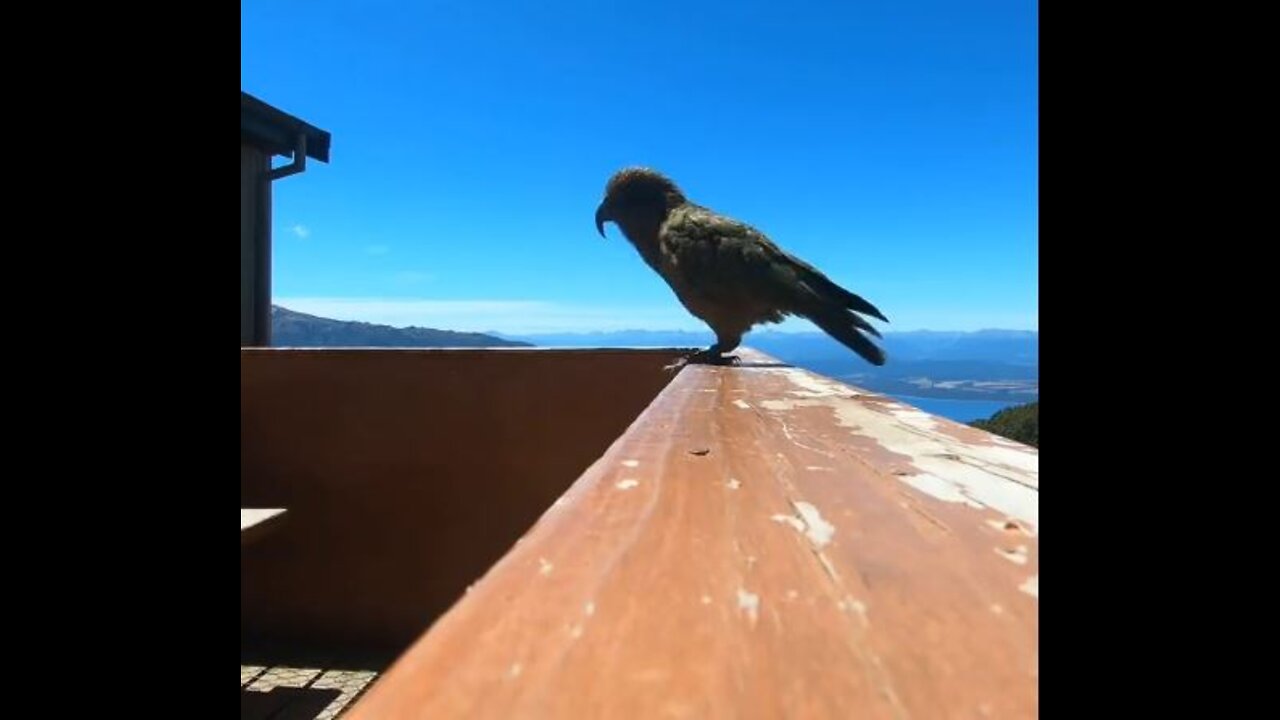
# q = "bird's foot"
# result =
<box><xmin>703</xmin><ymin>353</ymin><xmax>740</xmax><ymax>366</ymax></box>
<box><xmin>664</xmin><ymin>350</ymin><xmax>740</xmax><ymax>371</ymax></box>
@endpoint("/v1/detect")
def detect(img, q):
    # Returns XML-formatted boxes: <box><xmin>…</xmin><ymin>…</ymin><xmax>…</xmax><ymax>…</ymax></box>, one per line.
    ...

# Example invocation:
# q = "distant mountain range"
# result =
<box><xmin>271</xmin><ymin>305</ymin><xmax>532</xmax><ymax>348</ymax></box>
<box><xmin>496</xmin><ymin>328</ymin><xmax>1037</xmax><ymax>365</ymax></box>
<box><xmin>270</xmin><ymin>305</ymin><xmax>1036</xmax><ymax>404</ymax></box>
<box><xmin>499</xmin><ymin>328</ymin><xmax>1038</xmax><ymax>403</ymax></box>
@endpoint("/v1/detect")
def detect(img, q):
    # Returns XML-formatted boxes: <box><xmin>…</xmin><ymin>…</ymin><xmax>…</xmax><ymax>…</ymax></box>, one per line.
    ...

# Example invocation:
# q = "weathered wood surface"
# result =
<box><xmin>345</xmin><ymin>350</ymin><xmax>1038</xmax><ymax>719</ymax></box>
<box><xmin>241</xmin><ymin>508</ymin><xmax>287</xmax><ymax>547</ymax></box>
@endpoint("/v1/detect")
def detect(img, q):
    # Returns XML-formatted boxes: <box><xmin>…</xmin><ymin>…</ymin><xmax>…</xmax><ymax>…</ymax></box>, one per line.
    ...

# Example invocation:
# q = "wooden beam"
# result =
<box><xmin>242</xmin><ymin>508</ymin><xmax>287</xmax><ymax>547</ymax></box>
<box><xmin>344</xmin><ymin>349</ymin><xmax>1038</xmax><ymax>718</ymax></box>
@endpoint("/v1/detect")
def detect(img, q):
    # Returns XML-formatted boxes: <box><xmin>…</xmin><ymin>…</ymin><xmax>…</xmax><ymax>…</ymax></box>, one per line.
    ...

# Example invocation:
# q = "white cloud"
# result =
<box><xmin>391</xmin><ymin>271</ymin><xmax>434</xmax><ymax>285</ymax></box>
<box><xmin>273</xmin><ymin>297</ymin><xmax>711</xmax><ymax>333</ymax></box>
<box><xmin>291</xmin><ymin>224</ymin><xmax>311</xmax><ymax>239</ymax></box>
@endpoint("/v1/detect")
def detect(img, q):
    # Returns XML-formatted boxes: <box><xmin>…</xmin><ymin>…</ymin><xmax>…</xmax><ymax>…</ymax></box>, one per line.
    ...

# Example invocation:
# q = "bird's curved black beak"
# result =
<box><xmin>595</xmin><ymin>201</ymin><xmax>610</xmax><ymax>238</ymax></box>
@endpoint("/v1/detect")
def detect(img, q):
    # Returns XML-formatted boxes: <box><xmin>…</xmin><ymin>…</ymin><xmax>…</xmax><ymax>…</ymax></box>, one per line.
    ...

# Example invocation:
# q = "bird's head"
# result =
<box><xmin>595</xmin><ymin>167</ymin><xmax>688</xmax><ymax>238</ymax></box>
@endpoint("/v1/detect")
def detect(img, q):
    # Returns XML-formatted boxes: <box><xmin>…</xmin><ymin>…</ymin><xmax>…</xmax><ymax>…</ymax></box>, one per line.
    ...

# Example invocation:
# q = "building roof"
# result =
<box><xmin>241</xmin><ymin>91</ymin><xmax>331</xmax><ymax>163</ymax></box>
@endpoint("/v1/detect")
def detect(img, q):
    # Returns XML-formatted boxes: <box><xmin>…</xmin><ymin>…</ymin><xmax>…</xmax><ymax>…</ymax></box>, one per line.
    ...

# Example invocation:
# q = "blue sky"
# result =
<box><xmin>243</xmin><ymin>0</ymin><xmax>1037</xmax><ymax>334</ymax></box>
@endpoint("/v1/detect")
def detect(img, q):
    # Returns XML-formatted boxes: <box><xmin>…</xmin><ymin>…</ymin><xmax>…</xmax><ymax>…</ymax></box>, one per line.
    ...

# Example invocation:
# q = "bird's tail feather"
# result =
<box><xmin>788</xmin><ymin>258</ymin><xmax>889</xmax><ymax>323</ymax></box>
<box><xmin>806</xmin><ymin>306</ymin><xmax>887</xmax><ymax>366</ymax></box>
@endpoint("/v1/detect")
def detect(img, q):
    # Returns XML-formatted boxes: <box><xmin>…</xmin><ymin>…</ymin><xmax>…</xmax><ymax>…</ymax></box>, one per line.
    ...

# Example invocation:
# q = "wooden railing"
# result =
<box><xmin>338</xmin><ymin>349</ymin><xmax>1039</xmax><ymax>719</ymax></box>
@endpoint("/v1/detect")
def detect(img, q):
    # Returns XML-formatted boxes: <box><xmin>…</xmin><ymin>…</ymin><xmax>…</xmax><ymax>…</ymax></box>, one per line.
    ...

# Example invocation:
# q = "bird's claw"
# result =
<box><xmin>664</xmin><ymin>350</ymin><xmax>740</xmax><ymax>371</ymax></box>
